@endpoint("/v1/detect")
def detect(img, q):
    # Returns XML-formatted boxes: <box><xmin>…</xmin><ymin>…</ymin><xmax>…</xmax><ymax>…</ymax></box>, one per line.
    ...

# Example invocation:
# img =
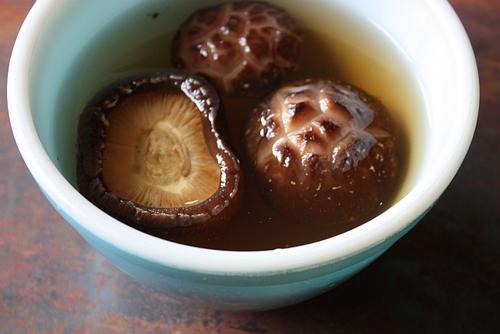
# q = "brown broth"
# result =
<box><xmin>154</xmin><ymin>25</ymin><xmax>423</xmax><ymax>251</ymax></box>
<box><xmin>65</xmin><ymin>1</ymin><xmax>425</xmax><ymax>251</ymax></box>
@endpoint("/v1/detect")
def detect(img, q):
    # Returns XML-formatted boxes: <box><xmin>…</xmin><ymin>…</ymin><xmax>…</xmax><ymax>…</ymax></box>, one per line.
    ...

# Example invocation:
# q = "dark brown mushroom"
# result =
<box><xmin>77</xmin><ymin>70</ymin><xmax>242</xmax><ymax>232</ymax></box>
<box><xmin>245</xmin><ymin>79</ymin><xmax>401</xmax><ymax>223</ymax></box>
<box><xmin>172</xmin><ymin>1</ymin><xmax>302</xmax><ymax>97</ymax></box>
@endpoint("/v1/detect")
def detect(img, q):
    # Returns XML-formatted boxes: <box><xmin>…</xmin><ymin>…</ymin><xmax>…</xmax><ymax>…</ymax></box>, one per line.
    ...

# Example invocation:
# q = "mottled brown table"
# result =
<box><xmin>0</xmin><ymin>1</ymin><xmax>498</xmax><ymax>333</ymax></box>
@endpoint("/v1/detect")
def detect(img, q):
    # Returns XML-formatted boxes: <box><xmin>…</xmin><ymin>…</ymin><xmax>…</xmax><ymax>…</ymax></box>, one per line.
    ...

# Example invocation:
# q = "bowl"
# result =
<box><xmin>7</xmin><ymin>0</ymin><xmax>478</xmax><ymax>310</ymax></box>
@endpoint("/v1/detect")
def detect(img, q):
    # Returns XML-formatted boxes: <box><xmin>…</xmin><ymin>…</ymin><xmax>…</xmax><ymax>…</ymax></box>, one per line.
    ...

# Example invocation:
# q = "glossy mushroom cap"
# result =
<box><xmin>246</xmin><ymin>79</ymin><xmax>401</xmax><ymax>223</ymax></box>
<box><xmin>173</xmin><ymin>1</ymin><xmax>302</xmax><ymax>97</ymax></box>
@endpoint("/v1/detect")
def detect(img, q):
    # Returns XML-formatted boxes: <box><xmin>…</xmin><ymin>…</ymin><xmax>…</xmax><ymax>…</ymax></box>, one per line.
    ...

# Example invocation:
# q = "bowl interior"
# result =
<box><xmin>30</xmin><ymin>0</ymin><xmax>427</xmax><ymax>203</ymax></box>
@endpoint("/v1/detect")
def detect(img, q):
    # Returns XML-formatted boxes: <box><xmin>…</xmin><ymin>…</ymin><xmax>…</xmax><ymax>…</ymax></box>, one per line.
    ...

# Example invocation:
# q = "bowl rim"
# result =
<box><xmin>7</xmin><ymin>0</ymin><xmax>479</xmax><ymax>275</ymax></box>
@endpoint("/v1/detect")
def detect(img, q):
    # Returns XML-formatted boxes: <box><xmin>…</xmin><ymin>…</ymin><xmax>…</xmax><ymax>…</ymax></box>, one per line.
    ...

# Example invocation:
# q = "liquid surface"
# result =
<box><xmin>164</xmin><ymin>19</ymin><xmax>424</xmax><ymax>250</ymax></box>
<box><xmin>165</xmin><ymin>35</ymin><xmax>409</xmax><ymax>250</ymax></box>
<box><xmin>59</xmin><ymin>1</ymin><xmax>426</xmax><ymax>250</ymax></box>
<box><xmin>165</xmin><ymin>29</ymin><xmax>424</xmax><ymax>250</ymax></box>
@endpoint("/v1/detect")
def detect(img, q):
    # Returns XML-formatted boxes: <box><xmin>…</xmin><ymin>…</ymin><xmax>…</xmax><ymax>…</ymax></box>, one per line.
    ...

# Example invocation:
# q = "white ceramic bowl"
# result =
<box><xmin>8</xmin><ymin>0</ymin><xmax>478</xmax><ymax>310</ymax></box>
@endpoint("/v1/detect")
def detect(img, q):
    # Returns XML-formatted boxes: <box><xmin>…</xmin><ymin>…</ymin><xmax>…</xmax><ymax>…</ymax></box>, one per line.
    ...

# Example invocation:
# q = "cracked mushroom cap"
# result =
<box><xmin>172</xmin><ymin>1</ymin><xmax>302</xmax><ymax>97</ymax></box>
<box><xmin>246</xmin><ymin>79</ymin><xmax>401</xmax><ymax>223</ymax></box>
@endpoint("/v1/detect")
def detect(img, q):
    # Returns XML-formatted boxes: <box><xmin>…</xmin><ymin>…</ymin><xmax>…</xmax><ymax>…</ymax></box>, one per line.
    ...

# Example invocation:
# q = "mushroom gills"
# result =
<box><xmin>102</xmin><ymin>90</ymin><xmax>221</xmax><ymax>208</ymax></box>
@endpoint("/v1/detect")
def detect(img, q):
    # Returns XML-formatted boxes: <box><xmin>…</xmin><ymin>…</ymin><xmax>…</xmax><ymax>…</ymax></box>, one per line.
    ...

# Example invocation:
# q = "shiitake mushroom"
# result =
<box><xmin>172</xmin><ymin>1</ymin><xmax>302</xmax><ymax>97</ymax></box>
<box><xmin>77</xmin><ymin>70</ymin><xmax>242</xmax><ymax>231</ymax></box>
<box><xmin>245</xmin><ymin>79</ymin><xmax>400</xmax><ymax>223</ymax></box>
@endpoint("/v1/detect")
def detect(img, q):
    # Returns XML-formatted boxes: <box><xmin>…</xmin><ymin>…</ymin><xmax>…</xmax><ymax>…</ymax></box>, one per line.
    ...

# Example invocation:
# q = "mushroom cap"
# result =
<box><xmin>172</xmin><ymin>1</ymin><xmax>302</xmax><ymax>97</ymax></box>
<box><xmin>77</xmin><ymin>70</ymin><xmax>242</xmax><ymax>231</ymax></box>
<box><xmin>246</xmin><ymin>79</ymin><xmax>401</xmax><ymax>223</ymax></box>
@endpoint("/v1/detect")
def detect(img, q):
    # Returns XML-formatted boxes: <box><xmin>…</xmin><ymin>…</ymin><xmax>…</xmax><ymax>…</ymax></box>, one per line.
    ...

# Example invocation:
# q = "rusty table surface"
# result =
<box><xmin>1</xmin><ymin>1</ymin><xmax>498</xmax><ymax>333</ymax></box>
